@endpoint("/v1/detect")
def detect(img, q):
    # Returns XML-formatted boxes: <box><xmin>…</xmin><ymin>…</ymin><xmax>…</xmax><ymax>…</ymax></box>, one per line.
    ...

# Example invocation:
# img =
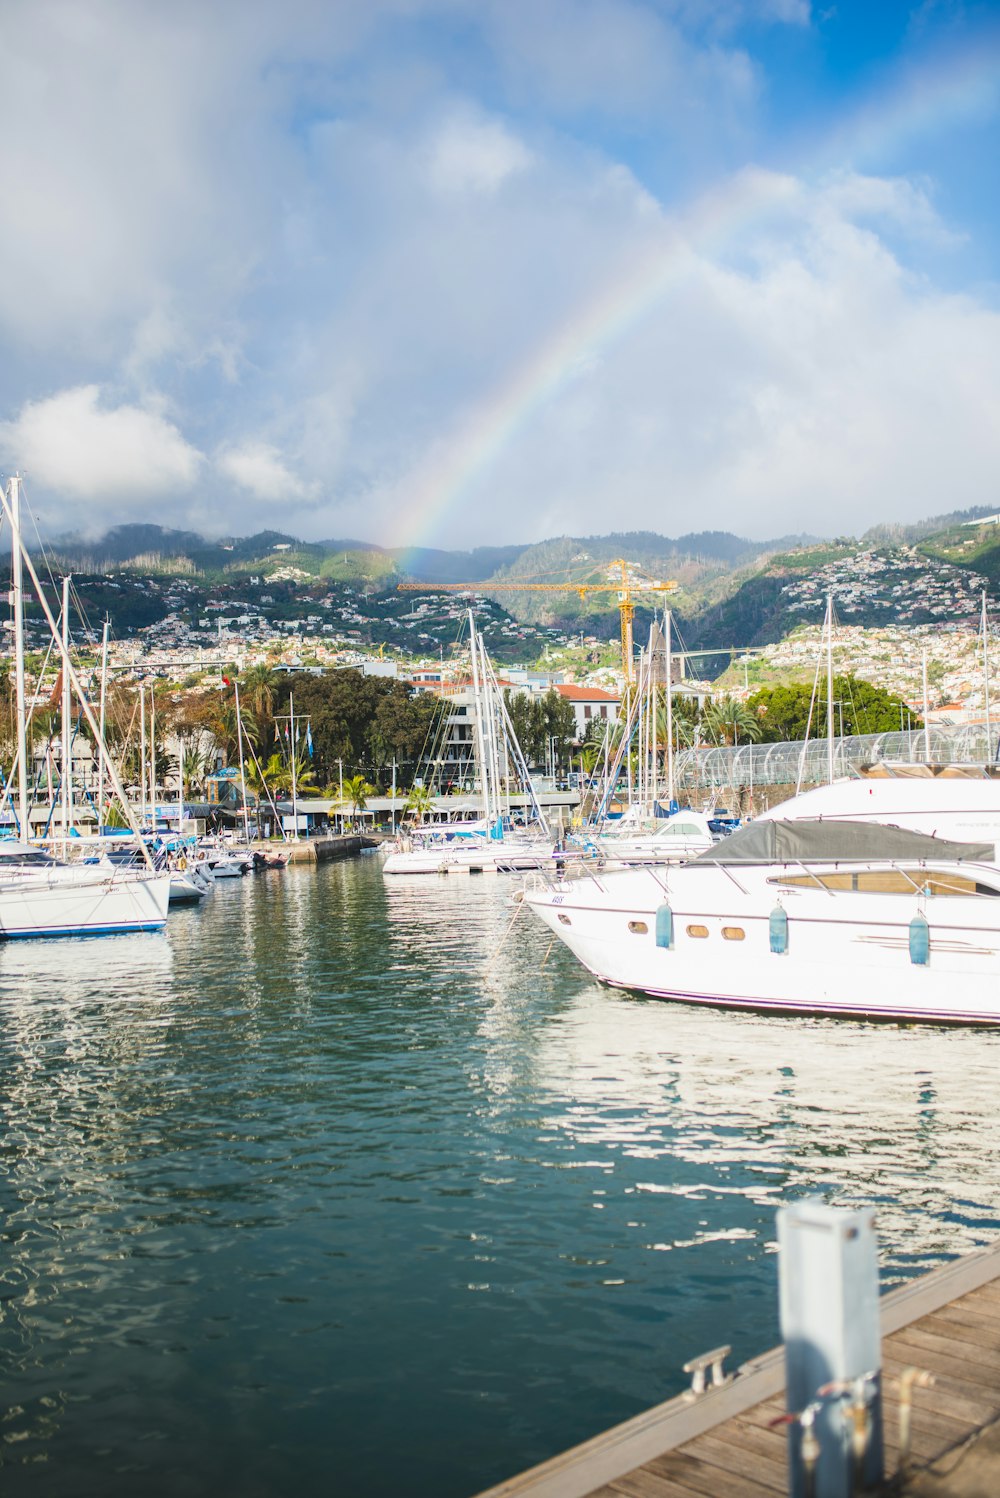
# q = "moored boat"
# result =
<box><xmin>0</xmin><ymin>865</ymin><xmax>170</xmax><ymax>939</ymax></box>
<box><xmin>523</xmin><ymin>818</ymin><xmax>1000</xmax><ymax>1025</ymax></box>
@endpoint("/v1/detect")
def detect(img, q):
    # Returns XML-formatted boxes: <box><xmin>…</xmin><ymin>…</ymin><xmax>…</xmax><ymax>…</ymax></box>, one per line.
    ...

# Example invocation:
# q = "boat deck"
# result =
<box><xmin>475</xmin><ymin>1241</ymin><xmax>1000</xmax><ymax>1498</ymax></box>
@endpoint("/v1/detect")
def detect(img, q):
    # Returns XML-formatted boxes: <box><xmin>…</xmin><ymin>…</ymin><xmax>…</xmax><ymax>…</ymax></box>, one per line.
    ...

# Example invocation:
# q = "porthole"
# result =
<box><xmin>722</xmin><ymin>926</ymin><xmax>746</xmax><ymax>942</ymax></box>
<box><xmin>686</xmin><ymin>924</ymin><xmax>709</xmax><ymax>939</ymax></box>
<box><xmin>558</xmin><ymin>913</ymin><xmax>572</xmax><ymax>926</ymax></box>
<box><xmin>628</xmin><ymin>920</ymin><xmax>648</xmax><ymax>935</ymax></box>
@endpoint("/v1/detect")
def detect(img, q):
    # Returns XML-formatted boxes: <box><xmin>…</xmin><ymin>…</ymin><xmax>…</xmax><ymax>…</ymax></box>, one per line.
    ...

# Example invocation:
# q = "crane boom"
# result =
<box><xmin>398</xmin><ymin>558</ymin><xmax>677</xmax><ymax>684</ymax></box>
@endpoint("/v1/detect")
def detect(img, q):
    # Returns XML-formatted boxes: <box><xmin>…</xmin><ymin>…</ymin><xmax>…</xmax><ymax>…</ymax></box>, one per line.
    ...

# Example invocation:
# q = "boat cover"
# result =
<box><xmin>692</xmin><ymin>818</ymin><xmax>995</xmax><ymax>865</ymax></box>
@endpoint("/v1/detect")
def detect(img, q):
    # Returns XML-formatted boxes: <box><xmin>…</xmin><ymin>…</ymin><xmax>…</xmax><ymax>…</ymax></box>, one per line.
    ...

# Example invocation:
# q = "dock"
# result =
<box><xmin>281</xmin><ymin>834</ymin><xmax>367</xmax><ymax>864</ymax></box>
<box><xmin>475</xmin><ymin>1240</ymin><xmax>1000</xmax><ymax>1498</ymax></box>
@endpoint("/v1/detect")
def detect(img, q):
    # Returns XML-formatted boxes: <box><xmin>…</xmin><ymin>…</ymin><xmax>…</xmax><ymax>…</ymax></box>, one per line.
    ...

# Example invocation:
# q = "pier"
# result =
<box><xmin>282</xmin><ymin>834</ymin><xmax>367</xmax><ymax>864</ymax></box>
<box><xmin>475</xmin><ymin>1239</ymin><xmax>1000</xmax><ymax>1498</ymax></box>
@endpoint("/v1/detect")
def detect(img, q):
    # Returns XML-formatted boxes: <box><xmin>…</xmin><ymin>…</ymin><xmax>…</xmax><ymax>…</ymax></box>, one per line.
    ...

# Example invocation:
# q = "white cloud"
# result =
<box><xmin>0</xmin><ymin>3</ymin><xmax>995</xmax><ymax>551</ymax></box>
<box><xmin>425</xmin><ymin>111</ymin><xmax>533</xmax><ymax>195</ymax></box>
<box><xmin>0</xmin><ymin>386</ymin><xmax>203</xmax><ymax>502</ymax></box>
<box><xmin>216</xmin><ymin>442</ymin><xmax>315</xmax><ymax>503</ymax></box>
<box><xmin>481</xmin><ymin>0</ymin><xmax>759</xmax><ymax>121</ymax></box>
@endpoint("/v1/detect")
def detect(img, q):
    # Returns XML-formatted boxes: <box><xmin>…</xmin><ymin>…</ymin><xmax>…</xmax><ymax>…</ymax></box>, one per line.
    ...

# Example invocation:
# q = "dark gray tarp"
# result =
<box><xmin>692</xmin><ymin>818</ymin><xmax>995</xmax><ymax>866</ymax></box>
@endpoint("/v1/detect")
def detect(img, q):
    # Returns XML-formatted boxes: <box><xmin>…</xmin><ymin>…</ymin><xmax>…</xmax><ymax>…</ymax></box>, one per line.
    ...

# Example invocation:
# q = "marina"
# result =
<box><xmin>5</xmin><ymin>858</ymin><xmax>1000</xmax><ymax>1496</ymax></box>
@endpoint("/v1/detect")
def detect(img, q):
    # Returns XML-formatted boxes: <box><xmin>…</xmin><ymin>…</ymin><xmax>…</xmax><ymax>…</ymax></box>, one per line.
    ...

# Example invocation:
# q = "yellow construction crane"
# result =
<box><xmin>398</xmin><ymin>558</ymin><xmax>676</xmax><ymax>684</ymax></box>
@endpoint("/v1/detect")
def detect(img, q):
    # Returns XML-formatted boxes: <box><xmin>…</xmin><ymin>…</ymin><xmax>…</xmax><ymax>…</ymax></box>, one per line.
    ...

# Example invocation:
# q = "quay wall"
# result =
<box><xmin>283</xmin><ymin>835</ymin><xmax>365</xmax><ymax>865</ymax></box>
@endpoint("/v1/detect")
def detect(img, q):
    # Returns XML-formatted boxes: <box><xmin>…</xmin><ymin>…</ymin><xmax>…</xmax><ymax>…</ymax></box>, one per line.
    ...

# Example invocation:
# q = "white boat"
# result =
<box><xmin>0</xmin><ymin>476</ymin><xmax>169</xmax><ymax>938</ymax></box>
<box><xmin>0</xmin><ymin>864</ymin><xmax>170</xmax><ymax>939</ymax></box>
<box><xmin>761</xmin><ymin>770</ymin><xmax>1000</xmax><ymax>847</ymax></box>
<box><xmin>384</xmin><ymin>612</ymin><xmax>550</xmax><ymax>876</ymax></box>
<box><xmin>585</xmin><ymin>808</ymin><xmax>716</xmax><ymax>868</ymax></box>
<box><xmin>523</xmin><ymin>818</ymin><xmax>1000</xmax><ymax>1025</ymax></box>
<box><xmin>383</xmin><ymin>829</ymin><xmax>550</xmax><ymax>875</ymax></box>
<box><xmin>168</xmin><ymin>871</ymin><xmax>208</xmax><ymax>904</ymax></box>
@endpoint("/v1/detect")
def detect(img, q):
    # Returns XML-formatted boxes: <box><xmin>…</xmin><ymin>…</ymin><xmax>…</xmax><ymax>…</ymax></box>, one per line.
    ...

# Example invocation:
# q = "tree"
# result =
<box><xmin>701</xmin><ymin>695</ymin><xmax>762</xmax><ymax>747</ymax></box>
<box><xmin>241</xmin><ymin>664</ymin><xmax>277</xmax><ymax>741</ymax></box>
<box><xmin>179</xmin><ymin>737</ymin><xmax>209</xmax><ymax>799</ymax></box>
<box><xmin>273</xmin><ymin>671</ymin><xmax>438</xmax><ymax>787</ymax></box>
<box><xmin>747</xmin><ymin>676</ymin><xmax>921</xmax><ymax>743</ymax></box>
<box><xmin>403</xmin><ymin>784</ymin><xmax>434</xmax><ymax>824</ymax></box>
<box><xmin>341</xmin><ymin>774</ymin><xmax>374</xmax><ymax>815</ymax></box>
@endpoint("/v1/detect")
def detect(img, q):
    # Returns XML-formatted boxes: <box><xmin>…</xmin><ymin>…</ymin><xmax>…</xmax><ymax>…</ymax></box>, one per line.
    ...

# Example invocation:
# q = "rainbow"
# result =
<box><xmin>392</xmin><ymin>30</ymin><xmax>1000</xmax><ymax>557</ymax></box>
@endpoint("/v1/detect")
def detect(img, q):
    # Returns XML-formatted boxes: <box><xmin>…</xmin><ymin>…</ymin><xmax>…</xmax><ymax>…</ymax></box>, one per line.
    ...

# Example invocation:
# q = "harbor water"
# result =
<box><xmin>4</xmin><ymin>856</ymin><xmax>1000</xmax><ymax>1497</ymax></box>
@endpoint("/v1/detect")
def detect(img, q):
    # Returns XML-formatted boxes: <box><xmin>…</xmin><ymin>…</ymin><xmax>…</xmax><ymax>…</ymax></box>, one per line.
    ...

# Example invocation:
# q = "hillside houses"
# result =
<box><xmin>782</xmin><ymin>546</ymin><xmax>987</xmax><ymax>624</ymax></box>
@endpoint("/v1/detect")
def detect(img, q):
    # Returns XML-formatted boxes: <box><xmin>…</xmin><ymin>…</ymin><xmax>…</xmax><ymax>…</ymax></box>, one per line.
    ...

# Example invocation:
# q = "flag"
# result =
<box><xmin>222</xmin><ymin>676</ymin><xmax>231</xmax><ymax>687</ymax></box>
<box><xmin>306</xmin><ymin>722</ymin><xmax>313</xmax><ymax>757</ymax></box>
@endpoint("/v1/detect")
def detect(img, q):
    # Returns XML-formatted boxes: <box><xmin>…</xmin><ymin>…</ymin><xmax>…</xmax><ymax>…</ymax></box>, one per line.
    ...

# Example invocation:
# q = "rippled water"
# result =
<box><xmin>3</xmin><ymin>856</ymin><xmax>1000</xmax><ymax>1497</ymax></box>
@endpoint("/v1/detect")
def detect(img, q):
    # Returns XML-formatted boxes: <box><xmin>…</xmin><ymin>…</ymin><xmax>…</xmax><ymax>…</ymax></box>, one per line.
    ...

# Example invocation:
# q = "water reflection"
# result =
<box><xmin>2</xmin><ymin>860</ymin><xmax>1000</xmax><ymax>1498</ymax></box>
<box><xmin>525</xmin><ymin>988</ymin><xmax>1000</xmax><ymax>1276</ymax></box>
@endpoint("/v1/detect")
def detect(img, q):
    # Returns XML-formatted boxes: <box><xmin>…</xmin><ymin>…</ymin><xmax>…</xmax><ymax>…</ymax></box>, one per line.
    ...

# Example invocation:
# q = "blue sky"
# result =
<box><xmin>0</xmin><ymin>0</ymin><xmax>998</xmax><ymax>549</ymax></box>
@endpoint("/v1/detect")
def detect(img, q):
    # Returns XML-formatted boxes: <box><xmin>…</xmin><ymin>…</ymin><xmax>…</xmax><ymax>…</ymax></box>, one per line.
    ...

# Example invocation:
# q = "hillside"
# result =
<box><xmin>25</xmin><ymin>512</ymin><xmax>1000</xmax><ymax>675</ymax></box>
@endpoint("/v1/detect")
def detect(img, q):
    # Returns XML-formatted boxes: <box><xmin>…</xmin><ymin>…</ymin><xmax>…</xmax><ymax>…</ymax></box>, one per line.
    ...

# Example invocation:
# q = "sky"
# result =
<box><xmin>1</xmin><ymin>0</ymin><xmax>999</xmax><ymax>551</ymax></box>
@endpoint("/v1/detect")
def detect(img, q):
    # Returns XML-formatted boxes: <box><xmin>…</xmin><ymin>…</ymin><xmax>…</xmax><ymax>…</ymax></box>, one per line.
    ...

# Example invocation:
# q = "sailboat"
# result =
<box><xmin>382</xmin><ymin>613</ymin><xmax>551</xmax><ymax>875</ymax></box>
<box><xmin>581</xmin><ymin>612</ymin><xmax>715</xmax><ymax>869</ymax></box>
<box><xmin>0</xmin><ymin>476</ymin><xmax>170</xmax><ymax>937</ymax></box>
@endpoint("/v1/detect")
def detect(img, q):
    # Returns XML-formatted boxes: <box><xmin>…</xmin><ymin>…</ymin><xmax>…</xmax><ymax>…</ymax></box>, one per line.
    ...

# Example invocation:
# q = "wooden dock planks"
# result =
<box><xmin>475</xmin><ymin>1240</ymin><xmax>1000</xmax><ymax>1498</ymax></box>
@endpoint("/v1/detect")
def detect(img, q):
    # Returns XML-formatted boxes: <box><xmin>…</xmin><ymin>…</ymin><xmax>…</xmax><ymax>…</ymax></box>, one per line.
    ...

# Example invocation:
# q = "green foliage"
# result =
<box><xmin>340</xmin><ymin>774</ymin><xmax>375</xmax><ymax>812</ymax></box>
<box><xmin>700</xmin><ymin>695</ymin><xmax>762</xmax><ymax>746</ymax></box>
<box><xmin>403</xmin><ymin>784</ymin><xmax>434</xmax><ymax>822</ymax></box>
<box><xmin>502</xmin><ymin>688</ymin><xmax>577</xmax><ymax>767</ymax></box>
<box><xmin>747</xmin><ymin>675</ymin><xmax>921</xmax><ymax>742</ymax></box>
<box><xmin>273</xmin><ymin>672</ymin><xmax>439</xmax><ymax>784</ymax></box>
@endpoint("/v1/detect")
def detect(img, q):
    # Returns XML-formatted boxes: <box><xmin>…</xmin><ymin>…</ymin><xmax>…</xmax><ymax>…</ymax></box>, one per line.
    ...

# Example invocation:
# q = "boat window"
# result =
<box><xmin>722</xmin><ymin>926</ymin><xmax>746</xmax><ymax>941</ymax></box>
<box><xmin>627</xmin><ymin>920</ymin><xmax>648</xmax><ymax>935</ymax></box>
<box><xmin>557</xmin><ymin>913</ymin><xmax>572</xmax><ymax>926</ymax></box>
<box><xmin>770</xmin><ymin>869</ymin><xmax>993</xmax><ymax>896</ymax></box>
<box><xmin>686</xmin><ymin>924</ymin><xmax>709</xmax><ymax>939</ymax></box>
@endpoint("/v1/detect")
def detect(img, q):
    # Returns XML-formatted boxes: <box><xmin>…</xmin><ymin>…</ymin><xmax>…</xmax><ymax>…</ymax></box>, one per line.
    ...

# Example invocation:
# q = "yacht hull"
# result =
<box><xmin>525</xmin><ymin>863</ymin><xmax>1000</xmax><ymax>1025</ymax></box>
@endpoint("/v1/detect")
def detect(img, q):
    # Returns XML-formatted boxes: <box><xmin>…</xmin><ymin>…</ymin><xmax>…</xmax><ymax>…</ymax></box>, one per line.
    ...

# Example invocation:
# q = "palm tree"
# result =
<box><xmin>580</xmin><ymin>742</ymin><xmax>604</xmax><ymax>774</ymax></box>
<box><xmin>254</xmin><ymin>751</ymin><xmax>288</xmax><ymax>794</ymax></box>
<box><xmin>342</xmin><ymin>774</ymin><xmax>374</xmax><ymax>815</ymax></box>
<box><xmin>241</xmin><ymin>665</ymin><xmax>277</xmax><ymax>737</ymax></box>
<box><xmin>403</xmin><ymin>784</ymin><xmax>434</xmax><ymax>824</ymax></box>
<box><xmin>180</xmin><ymin>737</ymin><xmax>209</xmax><ymax>800</ymax></box>
<box><xmin>265</xmin><ymin>751</ymin><xmax>316</xmax><ymax>796</ymax></box>
<box><xmin>701</xmin><ymin>695</ymin><xmax>762</xmax><ymax>748</ymax></box>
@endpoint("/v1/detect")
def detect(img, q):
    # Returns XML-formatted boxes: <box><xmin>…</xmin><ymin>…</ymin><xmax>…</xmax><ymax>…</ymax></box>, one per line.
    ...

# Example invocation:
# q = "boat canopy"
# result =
<box><xmin>692</xmin><ymin>818</ymin><xmax>995</xmax><ymax>866</ymax></box>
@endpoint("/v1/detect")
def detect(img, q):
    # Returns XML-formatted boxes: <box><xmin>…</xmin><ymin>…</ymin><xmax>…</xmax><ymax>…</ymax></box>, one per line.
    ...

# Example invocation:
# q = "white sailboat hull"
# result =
<box><xmin>0</xmin><ymin>871</ymin><xmax>171</xmax><ymax>939</ymax></box>
<box><xmin>383</xmin><ymin>839</ymin><xmax>549</xmax><ymax>875</ymax></box>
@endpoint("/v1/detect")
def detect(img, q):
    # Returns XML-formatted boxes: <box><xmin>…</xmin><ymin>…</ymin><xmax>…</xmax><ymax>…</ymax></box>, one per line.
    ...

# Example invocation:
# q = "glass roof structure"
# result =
<box><xmin>673</xmin><ymin>724</ymin><xmax>1000</xmax><ymax>797</ymax></box>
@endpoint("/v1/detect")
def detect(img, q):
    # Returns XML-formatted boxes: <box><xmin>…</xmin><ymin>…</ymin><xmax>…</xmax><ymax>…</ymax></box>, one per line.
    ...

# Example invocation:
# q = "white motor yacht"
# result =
<box><xmin>523</xmin><ymin>818</ymin><xmax>1000</xmax><ymax>1025</ymax></box>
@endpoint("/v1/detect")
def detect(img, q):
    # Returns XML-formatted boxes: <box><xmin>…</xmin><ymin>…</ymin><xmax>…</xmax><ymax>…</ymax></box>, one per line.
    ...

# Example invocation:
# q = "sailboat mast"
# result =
<box><xmin>97</xmin><ymin>620</ymin><xmax>109</xmax><ymax>831</ymax></box>
<box><xmin>983</xmin><ymin>591</ymin><xmax>992</xmax><ymax>760</ymax></box>
<box><xmin>61</xmin><ymin>576</ymin><xmax>71</xmax><ymax>842</ymax></box>
<box><xmin>0</xmin><ymin>485</ymin><xmax>153</xmax><ymax>864</ymax></box>
<box><xmin>290</xmin><ymin>690</ymin><xmax>298</xmax><ymax>838</ymax></box>
<box><xmin>468</xmin><ymin>612</ymin><xmax>491</xmax><ymax>827</ymax></box>
<box><xmin>8</xmin><ymin>476</ymin><xmax>29</xmax><ymax>839</ymax></box>
<box><xmin>234</xmin><ymin>681</ymin><xmax>251</xmax><ymax>846</ymax></box>
<box><xmin>139</xmin><ymin>685</ymin><xmax>147</xmax><ymax>829</ymax></box>
<box><xmin>664</xmin><ymin>609</ymin><xmax>674</xmax><ymax>808</ymax></box>
<box><xmin>826</xmin><ymin>593</ymin><xmax>835</xmax><ymax>786</ymax></box>
<box><xmin>148</xmin><ymin>683</ymin><xmax>156</xmax><ymax>828</ymax></box>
